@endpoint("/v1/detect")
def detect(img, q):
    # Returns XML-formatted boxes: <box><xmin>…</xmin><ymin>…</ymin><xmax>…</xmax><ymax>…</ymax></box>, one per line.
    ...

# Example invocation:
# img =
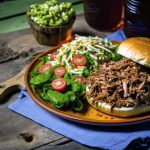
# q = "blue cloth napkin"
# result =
<box><xmin>105</xmin><ymin>29</ymin><xmax>127</xmax><ymax>41</ymax></box>
<box><xmin>9</xmin><ymin>29</ymin><xmax>150</xmax><ymax>150</ymax></box>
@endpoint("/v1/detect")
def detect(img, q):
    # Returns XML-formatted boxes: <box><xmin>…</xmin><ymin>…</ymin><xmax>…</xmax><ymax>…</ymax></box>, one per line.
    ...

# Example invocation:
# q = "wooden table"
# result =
<box><xmin>0</xmin><ymin>15</ymin><xmax>111</xmax><ymax>150</ymax></box>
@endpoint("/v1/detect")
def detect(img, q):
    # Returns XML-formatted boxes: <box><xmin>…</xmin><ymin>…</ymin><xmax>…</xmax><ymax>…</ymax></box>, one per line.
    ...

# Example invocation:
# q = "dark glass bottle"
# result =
<box><xmin>124</xmin><ymin>0</ymin><xmax>150</xmax><ymax>37</ymax></box>
<box><xmin>83</xmin><ymin>0</ymin><xmax>123</xmax><ymax>31</ymax></box>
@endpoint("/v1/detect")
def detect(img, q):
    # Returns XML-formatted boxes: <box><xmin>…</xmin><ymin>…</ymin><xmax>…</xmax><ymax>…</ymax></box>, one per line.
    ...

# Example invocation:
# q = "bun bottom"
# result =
<box><xmin>86</xmin><ymin>97</ymin><xmax>150</xmax><ymax>117</ymax></box>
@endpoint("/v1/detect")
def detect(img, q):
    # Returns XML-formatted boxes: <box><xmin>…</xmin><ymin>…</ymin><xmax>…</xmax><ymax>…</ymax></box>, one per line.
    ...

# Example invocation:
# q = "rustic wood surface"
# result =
<box><xmin>0</xmin><ymin>15</ymin><xmax>110</xmax><ymax>150</ymax></box>
<box><xmin>0</xmin><ymin>66</ymin><xmax>26</xmax><ymax>101</ymax></box>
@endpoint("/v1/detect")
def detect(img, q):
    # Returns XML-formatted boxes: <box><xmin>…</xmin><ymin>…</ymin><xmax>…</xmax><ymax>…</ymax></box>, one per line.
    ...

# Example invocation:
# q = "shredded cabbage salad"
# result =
<box><xmin>45</xmin><ymin>35</ymin><xmax>122</xmax><ymax>76</ymax></box>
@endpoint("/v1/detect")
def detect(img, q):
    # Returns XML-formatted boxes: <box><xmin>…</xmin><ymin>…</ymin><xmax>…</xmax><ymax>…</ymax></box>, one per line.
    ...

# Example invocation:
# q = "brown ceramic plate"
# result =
<box><xmin>24</xmin><ymin>45</ymin><xmax>150</xmax><ymax>126</ymax></box>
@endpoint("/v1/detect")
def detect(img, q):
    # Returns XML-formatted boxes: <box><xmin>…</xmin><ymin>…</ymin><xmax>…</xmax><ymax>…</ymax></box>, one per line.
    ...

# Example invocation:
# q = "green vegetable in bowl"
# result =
<box><xmin>27</xmin><ymin>0</ymin><xmax>75</xmax><ymax>27</ymax></box>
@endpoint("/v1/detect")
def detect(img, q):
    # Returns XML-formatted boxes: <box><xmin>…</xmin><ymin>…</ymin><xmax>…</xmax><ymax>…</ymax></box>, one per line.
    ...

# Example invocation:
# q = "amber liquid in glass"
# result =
<box><xmin>83</xmin><ymin>0</ymin><xmax>123</xmax><ymax>31</ymax></box>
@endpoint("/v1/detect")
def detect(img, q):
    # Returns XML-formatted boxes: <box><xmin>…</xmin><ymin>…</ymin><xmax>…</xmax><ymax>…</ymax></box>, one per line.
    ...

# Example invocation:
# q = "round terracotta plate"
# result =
<box><xmin>24</xmin><ymin>46</ymin><xmax>150</xmax><ymax>126</ymax></box>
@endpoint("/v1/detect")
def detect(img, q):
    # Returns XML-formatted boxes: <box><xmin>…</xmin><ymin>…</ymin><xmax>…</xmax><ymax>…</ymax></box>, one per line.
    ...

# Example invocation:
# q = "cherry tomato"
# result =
<box><xmin>39</xmin><ymin>64</ymin><xmax>52</xmax><ymax>73</ymax></box>
<box><xmin>74</xmin><ymin>76</ymin><xmax>87</xmax><ymax>84</ymax></box>
<box><xmin>54</xmin><ymin>67</ymin><xmax>66</xmax><ymax>77</ymax></box>
<box><xmin>50</xmin><ymin>52</ymin><xmax>58</xmax><ymax>60</ymax></box>
<box><xmin>52</xmin><ymin>78</ymin><xmax>67</xmax><ymax>92</ymax></box>
<box><xmin>72</xmin><ymin>54</ymin><xmax>87</xmax><ymax>66</ymax></box>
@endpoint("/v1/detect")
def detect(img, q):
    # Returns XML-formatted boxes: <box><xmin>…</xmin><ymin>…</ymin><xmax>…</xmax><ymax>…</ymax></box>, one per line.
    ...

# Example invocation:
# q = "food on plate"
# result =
<box><xmin>49</xmin><ymin>35</ymin><xmax>122</xmax><ymax>75</ymax></box>
<box><xmin>118</xmin><ymin>37</ymin><xmax>150</xmax><ymax>68</ymax></box>
<box><xmin>50</xmin><ymin>52</ymin><xmax>58</xmax><ymax>60</ymax></box>
<box><xmin>72</xmin><ymin>54</ymin><xmax>87</xmax><ymax>66</ymax></box>
<box><xmin>74</xmin><ymin>76</ymin><xmax>87</xmax><ymax>84</ymax></box>
<box><xmin>27</xmin><ymin>0</ymin><xmax>75</xmax><ymax>27</ymax></box>
<box><xmin>39</xmin><ymin>63</ymin><xmax>52</xmax><ymax>73</ymax></box>
<box><xmin>30</xmin><ymin>35</ymin><xmax>122</xmax><ymax>111</ymax></box>
<box><xmin>86</xmin><ymin>37</ymin><xmax>150</xmax><ymax>117</ymax></box>
<box><xmin>52</xmin><ymin>78</ymin><xmax>67</xmax><ymax>92</ymax></box>
<box><xmin>54</xmin><ymin>67</ymin><xmax>66</xmax><ymax>77</ymax></box>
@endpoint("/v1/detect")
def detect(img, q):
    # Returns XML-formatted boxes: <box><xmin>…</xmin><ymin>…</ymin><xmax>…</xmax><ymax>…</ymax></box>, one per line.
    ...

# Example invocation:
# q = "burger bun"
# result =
<box><xmin>118</xmin><ymin>37</ymin><xmax>150</xmax><ymax>68</ymax></box>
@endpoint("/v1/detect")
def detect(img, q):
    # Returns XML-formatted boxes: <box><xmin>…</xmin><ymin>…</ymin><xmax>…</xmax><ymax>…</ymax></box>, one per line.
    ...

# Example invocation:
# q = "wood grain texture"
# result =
<box><xmin>0</xmin><ymin>94</ymin><xmax>68</xmax><ymax>150</ymax></box>
<box><xmin>0</xmin><ymin>66</ymin><xmax>26</xmax><ymax>102</ymax></box>
<box><xmin>34</xmin><ymin>141</ymin><xmax>100</xmax><ymax>150</ymax></box>
<box><xmin>27</xmin><ymin>15</ymin><xmax>75</xmax><ymax>46</ymax></box>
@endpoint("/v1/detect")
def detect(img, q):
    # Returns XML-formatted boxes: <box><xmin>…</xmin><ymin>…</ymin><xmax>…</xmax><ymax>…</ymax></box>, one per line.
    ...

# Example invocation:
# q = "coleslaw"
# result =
<box><xmin>46</xmin><ymin>35</ymin><xmax>121</xmax><ymax>76</ymax></box>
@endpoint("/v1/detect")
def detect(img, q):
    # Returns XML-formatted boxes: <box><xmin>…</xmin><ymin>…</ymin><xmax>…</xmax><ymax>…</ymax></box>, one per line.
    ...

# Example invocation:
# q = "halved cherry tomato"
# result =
<box><xmin>52</xmin><ymin>78</ymin><xmax>67</xmax><ymax>92</ymax></box>
<box><xmin>54</xmin><ymin>67</ymin><xmax>66</xmax><ymax>77</ymax></box>
<box><xmin>50</xmin><ymin>52</ymin><xmax>58</xmax><ymax>61</ymax></box>
<box><xmin>39</xmin><ymin>64</ymin><xmax>52</xmax><ymax>73</ymax></box>
<box><xmin>74</xmin><ymin>76</ymin><xmax>87</xmax><ymax>84</ymax></box>
<box><xmin>72</xmin><ymin>54</ymin><xmax>87</xmax><ymax>66</ymax></box>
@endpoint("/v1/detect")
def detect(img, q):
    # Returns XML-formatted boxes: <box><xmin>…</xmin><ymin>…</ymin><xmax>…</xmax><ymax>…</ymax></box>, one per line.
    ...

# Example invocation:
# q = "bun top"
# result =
<box><xmin>118</xmin><ymin>37</ymin><xmax>150</xmax><ymax>68</ymax></box>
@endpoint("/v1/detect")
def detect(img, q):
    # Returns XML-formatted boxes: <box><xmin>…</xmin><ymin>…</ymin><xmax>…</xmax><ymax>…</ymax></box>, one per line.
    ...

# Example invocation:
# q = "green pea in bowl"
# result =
<box><xmin>27</xmin><ymin>1</ymin><xmax>76</xmax><ymax>46</ymax></box>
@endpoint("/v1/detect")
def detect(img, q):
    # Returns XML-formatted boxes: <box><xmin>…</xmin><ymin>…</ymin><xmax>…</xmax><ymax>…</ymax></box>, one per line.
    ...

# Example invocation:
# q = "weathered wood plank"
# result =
<box><xmin>0</xmin><ymin>93</ymin><xmax>69</xmax><ymax>150</ymax></box>
<box><xmin>0</xmin><ymin>66</ymin><xmax>26</xmax><ymax>101</ymax></box>
<box><xmin>0</xmin><ymin>15</ymin><xmax>29</xmax><ymax>34</ymax></box>
<box><xmin>34</xmin><ymin>141</ymin><xmax>101</xmax><ymax>150</ymax></box>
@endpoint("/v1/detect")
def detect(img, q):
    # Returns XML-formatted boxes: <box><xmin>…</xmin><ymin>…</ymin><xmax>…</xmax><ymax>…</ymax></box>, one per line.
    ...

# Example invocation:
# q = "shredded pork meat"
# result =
<box><xmin>86</xmin><ymin>58</ymin><xmax>150</xmax><ymax>109</ymax></box>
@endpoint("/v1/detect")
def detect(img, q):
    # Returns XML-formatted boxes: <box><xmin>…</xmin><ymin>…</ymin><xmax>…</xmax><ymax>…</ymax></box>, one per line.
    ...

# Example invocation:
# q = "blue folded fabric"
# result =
<box><xmin>9</xmin><ymin>30</ymin><xmax>150</xmax><ymax>150</ymax></box>
<box><xmin>105</xmin><ymin>29</ymin><xmax>127</xmax><ymax>41</ymax></box>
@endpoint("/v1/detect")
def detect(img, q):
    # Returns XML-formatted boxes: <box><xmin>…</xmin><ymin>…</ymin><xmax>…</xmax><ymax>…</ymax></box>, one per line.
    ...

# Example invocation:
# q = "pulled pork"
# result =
<box><xmin>86</xmin><ymin>58</ymin><xmax>150</xmax><ymax>109</ymax></box>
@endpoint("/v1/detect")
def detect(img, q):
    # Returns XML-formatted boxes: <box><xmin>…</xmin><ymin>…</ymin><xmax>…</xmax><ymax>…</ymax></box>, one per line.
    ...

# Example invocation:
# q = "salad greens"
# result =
<box><xmin>27</xmin><ymin>0</ymin><xmax>75</xmax><ymax>27</ymax></box>
<box><xmin>30</xmin><ymin>35</ymin><xmax>122</xmax><ymax>111</ymax></box>
<box><xmin>42</xmin><ymin>90</ymin><xmax>73</xmax><ymax>108</ymax></box>
<box><xmin>30</xmin><ymin>64</ymin><xmax>60</xmax><ymax>85</ymax></box>
<box><xmin>30</xmin><ymin>64</ymin><xmax>85</xmax><ymax>111</ymax></box>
